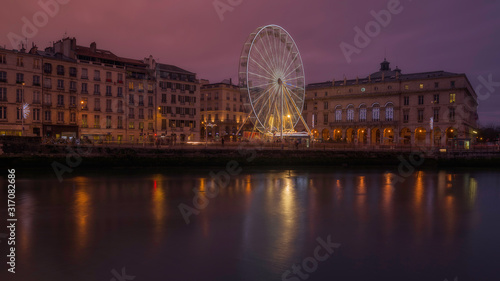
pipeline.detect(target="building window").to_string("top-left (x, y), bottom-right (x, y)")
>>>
top-left (347, 108), bottom-right (354, 122)
top-left (117, 87), bottom-right (123, 97)
top-left (433, 94), bottom-right (439, 104)
top-left (81, 68), bottom-right (88, 79)
top-left (418, 109), bottom-right (424, 122)
top-left (372, 106), bottom-right (380, 121)
top-left (404, 85), bottom-right (409, 90)
top-left (359, 107), bottom-right (367, 121)
top-left (148, 123), bottom-right (153, 130)
top-left (33, 75), bottom-right (41, 86)
top-left (106, 116), bottom-right (112, 129)
top-left (70, 112), bottom-right (76, 123)
top-left (450, 81), bottom-right (455, 88)
top-left (57, 79), bottom-right (64, 89)
top-left (70, 96), bottom-right (76, 106)
top-left (33, 91), bottom-right (40, 104)
top-left (81, 83), bottom-right (88, 93)
top-left (433, 108), bottom-right (439, 122)
top-left (0, 71), bottom-right (6, 82)
top-left (403, 110), bottom-right (409, 123)
top-left (324, 102), bottom-right (328, 110)
top-left (129, 122), bottom-right (135, 129)
top-left (404, 96), bottom-right (409, 106)
top-left (434, 82), bottom-right (439, 88)
top-left (118, 116), bottom-right (123, 129)
top-left (94, 70), bottom-right (100, 81)
top-left (57, 95), bottom-right (64, 106)
top-left (419, 83), bottom-right (424, 89)
top-left (148, 96), bottom-right (153, 107)
top-left (44, 93), bottom-right (52, 106)
top-left (106, 99), bottom-right (112, 112)
top-left (69, 67), bottom-right (77, 77)
top-left (0, 88), bottom-right (6, 101)
top-left (16, 73), bottom-right (24, 84)
top-left (118, 73), bottom-right (123, 83)
top-left (94, 98), bottom-right (100, 111)
top-left (117, 101), bottom-right (123, 112)
top-left (335, 109), bottom-right (342, 122)
top-left (57, 65), bottom-right (64, 75)
top-left (16, 57), bottom-right (24, 67)
top-left (17, 107), bottom-right (22, 120)
top-left (0, 107), bottom-right (6, 119)
top-left (449, 93), bottom-right (456, 103)
top-left (44, 110), bottom-right (52, 121)
top-left (94, 84), bottom-right (100, 95)
top-left (303, 102), bottom-right (307, 110)
top-left (70, 81), bottom-right (77, 91)
top-left (82, 114), bottom-right (88, 127)
top-left (323, 114), bottom-right (328, 125)
top-left (449, 108), bottom-right (455, 122)
top-left (106, 72), bottom-right (112, 82)
top-left (57, 112), bottom-right (64, 122)
top-left (94, 115), bottom-right (100, 128)
top-left (0, 54), bottom-right (6, 64)
top-left (81, 98), bottom-right (88, 110)
top-left (386, 106), bottom-right (394, 121)
top-left (44, 63), bottom-right (52, 74)
top-left (418, 95), bottom-right (424, 105)
top-left (33, 108), bottom-right (40, 121)
top-left (129, 82), bottom-right (134, 91)
top-left (138, 83), bottom-right (144, 92)
top-left (106, 86), bottom-right (112, 96)
top-left (16, 89), bottom-right (23, 103)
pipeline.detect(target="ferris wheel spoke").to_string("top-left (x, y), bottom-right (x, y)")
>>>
top-left (259, 33), bottom-right (278, 73)
top-left (283, 84), bottom-right (304, 102)
top-left (249, 81), bottom-right (276, 89)
top-left (281, 52), bottom-right (300, 80)
top-left (252, 47), bottom-right (278, 78)
top-left (265, 30), bottom-right (280, 74)
top-left (251, 84), bottom-right (276, 107)
top-left (277, 38), bottom-right (290, 75)
top-left (256, 84), bottom-right (280, 128)
top-left (248, 70), bottom-right (275, 81)
top-left (282, 63), bottom-right (303, 81)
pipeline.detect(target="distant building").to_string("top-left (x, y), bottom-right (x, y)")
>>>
top-left (0, 37), bottom-right (201, 142)
top-left (297, 60), bottom-right (479, 146)
top-left (200, 79), bottom-right (249, 141)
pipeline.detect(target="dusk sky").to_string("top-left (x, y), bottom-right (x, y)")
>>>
top-left (1, 0), bottom-right (499, 124)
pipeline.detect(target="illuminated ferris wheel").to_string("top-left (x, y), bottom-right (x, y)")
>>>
top-left (238, 25), bottom-right (310, 137)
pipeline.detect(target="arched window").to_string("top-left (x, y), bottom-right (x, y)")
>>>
top-left (359, 104), bottom-right (367, 122)
top-left (385, 104), bottom-right (394, 121)
top-left (347, 105), bottom-right (354, 122)
top-left (335, 106), bottom-right (342, 122)
top-left (372, 104), bottom-right (380, 121)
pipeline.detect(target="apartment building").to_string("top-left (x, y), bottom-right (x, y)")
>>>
top-left (200, 79), bottom-right (250, 141)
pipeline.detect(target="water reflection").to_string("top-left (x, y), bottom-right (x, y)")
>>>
top-left (73, 177), bottom-right (92, 257)
top-left (2, 168), bottom-right (499, 281)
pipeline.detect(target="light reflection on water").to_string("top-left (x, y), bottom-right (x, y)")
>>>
top-left (1, 168), bottom-right (499, 281)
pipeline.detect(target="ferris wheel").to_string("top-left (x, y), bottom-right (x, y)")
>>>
top-left (238, 25), bottom-right (310, 137)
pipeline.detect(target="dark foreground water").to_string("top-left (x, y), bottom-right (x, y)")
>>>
top-left (1, 167), bottom-right (500, 281)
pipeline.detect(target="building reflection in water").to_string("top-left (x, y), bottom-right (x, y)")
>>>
top-left (72, 177), bottom-right (92, 258)
top-left (151, 176), bottom-right (167, 246)
top-left (18, 188), bottom-right (34, 259)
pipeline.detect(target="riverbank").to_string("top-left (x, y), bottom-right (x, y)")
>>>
top-left (2, 146), bottom-right (500, 170)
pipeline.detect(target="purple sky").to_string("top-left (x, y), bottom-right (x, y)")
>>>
top-left (1, 0), bottom-right (499, 125)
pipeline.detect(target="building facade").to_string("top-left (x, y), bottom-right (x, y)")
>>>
top-left (298, 60), bottom-right (479, 146)
top-left (0, 37), bottom-right (201, 142)
top-left (200, 80), bottom-right (249, 141)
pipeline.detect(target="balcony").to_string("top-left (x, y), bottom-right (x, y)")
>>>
top-left (33, 82), bottom-right (41, 86)
top-left (106, 79), bottom-right (112, 83)
top-left (69, 104), bottom-right (76, 108)
top-left (117, 80), bottom-right (123, 84)
top-left (94, 91), bottom-right (101, 96)
top-left (106, 108), bottom-right (112, 112)
top-left (43, 102), bottom-right (52, 107)
top-left (69, 88), bottom-right (77, 92)
top-left (81, 107), bottom-right (88, 111)
top-left (139, 115), bottom-right (144, 119)
top-left (128, 114), bottom-right (135, 119)
top-left (81, 90), bottom-right (88, 94)
top-left (57, 71), bottom-right (65, 76)
top-left (105, 92), bottom-right (112, 97)
top-left (94, 125), bottom-right (101, 129)
top-left (57, 103), bottom-right (65, 107)
top-left (117, 109), bottom-right (124, 113)
top-left (94, 77), bottom-right (101, 81)
top-left (117, 125), bottom-right (123, 129)
top-left (94, 108), bottom-right (101, 112)
top-left (0, 79), bottom-right (7, 83)
top-left (81, 76), bottom-right (88, 80)
top-left (138, 102), bottom-right (144, 106)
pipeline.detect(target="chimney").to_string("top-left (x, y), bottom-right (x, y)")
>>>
top-left (356, 76), bottom-right (359, 84)
top-left (332, 78), bottom-right (335, 87)
top-left (90, 42), bottom-right (96, 53)
top-left (29, 43), bottom-right (38, 54)
top-left (343, 75), bottom-right (347, 86)
top-left (230, 78), bottom-right (232, 85)
top-left (368, 75), bottom-right (371, 82)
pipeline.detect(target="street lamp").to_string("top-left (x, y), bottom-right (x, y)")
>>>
top-left (21, 82), bottom-right (25, 136)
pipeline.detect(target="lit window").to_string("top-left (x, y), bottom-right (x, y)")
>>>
top-left (450, 93), bottom-right (456, 103)
top-left (419, 83), bottom-right (424, 89)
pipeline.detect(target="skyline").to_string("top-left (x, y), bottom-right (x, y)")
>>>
top-left (1, 0), bottom-right (499, 124)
